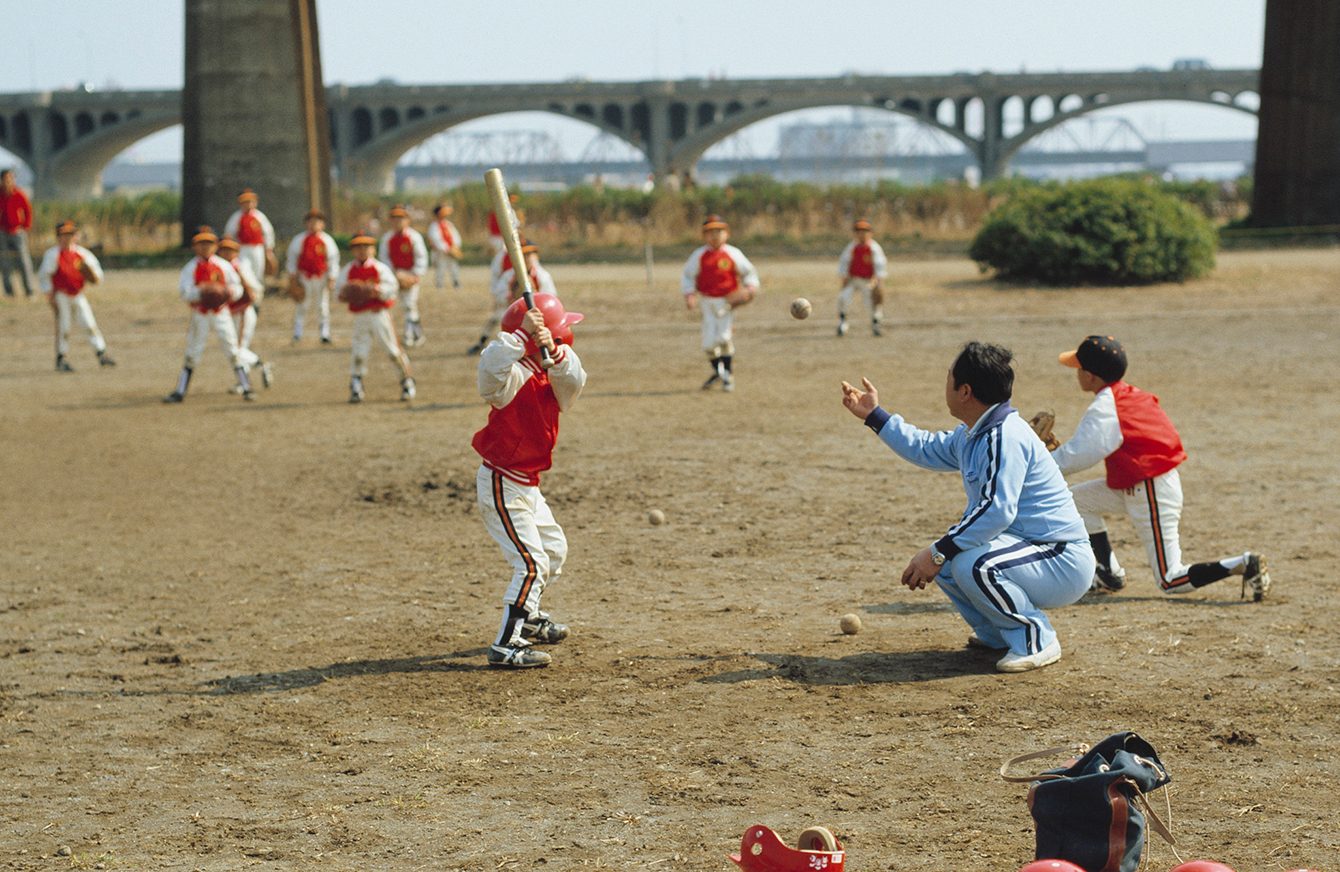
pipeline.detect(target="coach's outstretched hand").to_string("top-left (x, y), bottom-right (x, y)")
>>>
top-left (841, 377), bottom-right (879, 420)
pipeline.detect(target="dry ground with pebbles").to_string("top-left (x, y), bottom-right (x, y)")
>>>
top-left (1, 249), bottom-right (1338, 871)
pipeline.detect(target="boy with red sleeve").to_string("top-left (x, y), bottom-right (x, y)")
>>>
top-left (681, 215), bottom-right (759, 392)
top-left (1, 169), bottom-right (36, 298)
top-left (473, 293), bottom-right (586, 669)
top-left (1050, 335), bottom-right (1271, 600)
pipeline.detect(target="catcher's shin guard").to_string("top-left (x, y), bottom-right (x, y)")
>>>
top-left (730, 824), bottom-right (844, 872)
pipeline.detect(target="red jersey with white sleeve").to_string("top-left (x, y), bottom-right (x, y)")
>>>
top-left (472, 330), bottom-right (586, 486)
top-left (428, 219), bottom-right (462, 254)
top-left (838, 240), bottom-right (888, 280)
top-left (224, 208), bottom-right (275, 249)
top-left (39, 245), bottom-right (103, 296)
top-left (1, 186), bottom-right (33, 233)
top-left (681, 243), bottom-right (759, 298)
top-left (1050, 381), bottom-right (1187, 490)
top-left (335, 258), bottom-right (398, 312)
top-left (178, 255), bottom-right (242, 313)
top-left (378, 228), bottom-right (428, 275)
top-left (503, 264), bottom-right (557, 298)
top-left (285, 230), bottom-right (339, 278)
top-left (225, 255), bottom-right (264, 313)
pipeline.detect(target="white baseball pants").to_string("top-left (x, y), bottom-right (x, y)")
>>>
top-left (699, 296), bottom-right (735, 358)
top-left (839, 277), bottom-right (883, 322)
top-left (349, 309), bottom-right (410, 379)
top-left (292, 274), bottom-right (331, 340)
top-left (476, 465), bottom-right (567, 644)
top-left (183, 309), bottom-right (257, 370)
top-left (53, 292), bottom-right (107, 357)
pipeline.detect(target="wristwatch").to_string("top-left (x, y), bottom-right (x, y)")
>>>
top-left (930, 547), bottom-right (947, 566)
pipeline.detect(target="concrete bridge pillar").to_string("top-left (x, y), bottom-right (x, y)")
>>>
top-left (181, 0), bottom-right (331, 245)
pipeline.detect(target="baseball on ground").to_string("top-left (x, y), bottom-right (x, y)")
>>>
top-left (790, 298), bottom-right (812, 320)
top-left (839, 613), bottom-right (862, 634)
top-left (648, 509), bottom-right (666, 526)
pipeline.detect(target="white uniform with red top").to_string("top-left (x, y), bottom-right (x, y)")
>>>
top-left (38, 244), bottom-right (107, 357)
top-left (336, 257), bottom-right (410, 380)
top-left (225, 255), bottom-right (264, 353)
top-left (501, 263), bottom-right (557, 300)
top-left (224, 207), bottom-right (275, 284)
top-left (837, 238), bottom-right (888, 324)
top-left (681, 243), bottom-right (759, 357)
top-left (378, 228), bottom-right (428, 339)
top-left (285, 229), bottom-right (340, 341)
top-left (176, 255), bottom-right (256, 371)
top-left (427, 218), bottom-right (462, 290)
top-left (1051, 381), bottom-right (1247, 593)
top-left (473, 329), bottom-right (585, 649)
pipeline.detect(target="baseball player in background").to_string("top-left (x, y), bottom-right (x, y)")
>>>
top-left (503, 240), bottom-right (557, 299)
top-left (468, 239), bottom-right (552, 355)
top-left (218, 236), bottom-right (274, 394)
top-left (164, 227), bottom-right (259, 403)
top-left (842, 341), bottom-right (1095, 673)
top-left (1050, 335), bottom-right (1271, 600)
top-left (1, 169), bottom-right (36, 298)
top-left (428, 203), bottom-right (463, 290)
top-left (223, 189), bottom-right (276, 289)
top-left (682, 215), bottom-right (759, 392)
top-left (337, 232), bottom-right (415, 404)
top-left (473, 293), bottom-right (586, 669)
top-left (38, 220), bottom-right (115, 372)
top-left (486, 193), bottom-right (521, 256)
top-left (379, 205), bottom-right (428, 348)
top-left (837, 219), bottom-right (888, 337)
top-left (286, 209), bottom-right (340, 345)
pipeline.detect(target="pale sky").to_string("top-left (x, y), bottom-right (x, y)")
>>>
top-left (1, 0), bottom-right (1266, 167)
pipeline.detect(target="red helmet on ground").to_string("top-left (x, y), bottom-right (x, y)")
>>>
top-left (501, 293), bottom-right (583, 354)
top-left (1019, 862), bottom-right (1086, 872)
top-left (729, 824), bottom-right (843, 872)
top-left (1168, 863), bottom-right (1236, 872)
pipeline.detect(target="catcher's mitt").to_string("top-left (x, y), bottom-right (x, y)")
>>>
top-left (1028, 410), bottom-right (1060, 451)
top-left (77, 258), bottom-right (99, 284)
top-left (338, 279), bottom-right (376, 307)
top-left (394, 269), bottom-right (419, 291)
top-left (264, 250), bottom-right (279, 277)
top-left (724, 286), bottom-right (756, 309)
top-left (287, 273), bottom-right (306, 303)
top-left (197, 281), bottom-right (231, 310)
top-left (870, 282), bottom-right (884, 306)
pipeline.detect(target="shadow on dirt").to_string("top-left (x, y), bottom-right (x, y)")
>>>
top-left (700, 648), bottom-right (990, 686)
top-left (198, 648), bottom-right (492, 694)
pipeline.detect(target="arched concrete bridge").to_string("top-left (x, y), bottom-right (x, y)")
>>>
top-left (1, 68), bottom-right (1259, 198)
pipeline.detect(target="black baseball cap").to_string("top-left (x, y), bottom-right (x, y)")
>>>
top-left (1060, 335), bottom-right (1128, 383)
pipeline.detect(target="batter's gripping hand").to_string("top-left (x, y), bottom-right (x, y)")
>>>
top-left (1028, 410), bottom-right (1060, 451)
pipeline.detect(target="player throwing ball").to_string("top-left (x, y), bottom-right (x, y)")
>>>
top-left (842, 342), bottom-right (1095, 672)
top-left (1050, 335), bottom-right (1270, 599)
top-left (682, 215), bottom-right (759, 392)
top-left (473, 294), bottom-right (586, 669)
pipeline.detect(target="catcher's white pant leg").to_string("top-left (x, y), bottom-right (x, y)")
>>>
top-left (1123, 471), bottom-right (1198, 592)
top-left (700, 296), bottom-right (735, 358)
top-left (938, 535), bottom-right (1094, 657)
top-left (477, 466), bottom-right (568, 638)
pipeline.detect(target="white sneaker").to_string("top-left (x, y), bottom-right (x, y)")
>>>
top-left (1242, 552), bottom-right (1271, 601)
top-left (996, 640), bottom-right (1062, 673)
top-left (400, 377), bottom-right (416, 401)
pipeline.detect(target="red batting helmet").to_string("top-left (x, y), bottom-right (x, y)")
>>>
top-left (1019, 862), bottom-right (1086, 872)
top-left (1168, 864), bottom-right (1237, 872)
top-left (729, 825), bottom-right (844, 872)
top-left (501, 293), bottom-right (583, 354)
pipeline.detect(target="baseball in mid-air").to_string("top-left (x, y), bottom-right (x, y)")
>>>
top-left (839, 613), bottom-right (862, 634)
top-left (648, 509), bottom-right (666, 526)
top-left (790, 298), bottom-right (812, 320)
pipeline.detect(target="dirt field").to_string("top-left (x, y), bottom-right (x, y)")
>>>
top-left (2, 249), bottom-right (1338, 872)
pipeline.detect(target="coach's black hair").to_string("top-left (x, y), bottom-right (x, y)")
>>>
top-left (951, 341), bottom-right (1014, 405)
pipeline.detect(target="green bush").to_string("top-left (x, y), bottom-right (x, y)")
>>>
top-left (968, 178), bottom-right (1217, 285)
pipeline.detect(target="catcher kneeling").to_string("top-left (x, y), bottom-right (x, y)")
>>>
top-left (336, 232), bottom-right (415, 403)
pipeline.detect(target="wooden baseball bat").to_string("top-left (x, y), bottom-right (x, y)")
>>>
top-left (484, 168), bottom-right (551, 368)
